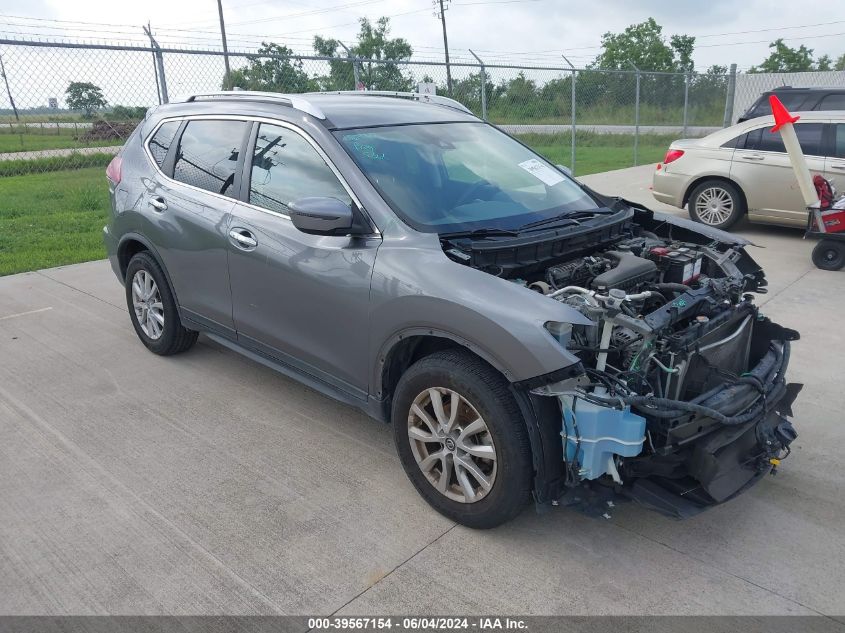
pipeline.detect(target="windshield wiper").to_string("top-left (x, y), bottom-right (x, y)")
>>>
top-left (439, 227), bottom-right (521, 240)
top-left (517, 208), bottom-right (615, 231)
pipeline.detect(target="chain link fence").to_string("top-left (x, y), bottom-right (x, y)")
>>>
top-left (0, 38), bottom-right (737, 179)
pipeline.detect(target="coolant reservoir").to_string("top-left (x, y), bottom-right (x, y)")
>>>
top-left (561, 398), bottom-right (646, 480)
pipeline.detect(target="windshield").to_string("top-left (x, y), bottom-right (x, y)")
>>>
top-left (334, 122), bottom-right (600, 233)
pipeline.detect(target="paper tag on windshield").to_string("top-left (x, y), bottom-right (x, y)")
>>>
top-left (518, 159), bottom-right (565, 186)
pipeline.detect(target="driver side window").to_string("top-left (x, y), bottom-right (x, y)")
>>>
top-left (249, 123), bottom-right (351, 215)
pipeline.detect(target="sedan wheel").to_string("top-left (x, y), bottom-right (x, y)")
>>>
top-left (688, 180), bottom-right (744, 230)
top-left (407, 387), bottom-right (497, 504)
top-left (695, 187), bottom-right (734, 226)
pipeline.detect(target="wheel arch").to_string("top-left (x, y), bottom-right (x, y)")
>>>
top-left (375, 330), bottom-right (567, 505)
top-left (116, 233), bottom-right (182, 309)
top-left (683, 175), bottom-right (748, 214)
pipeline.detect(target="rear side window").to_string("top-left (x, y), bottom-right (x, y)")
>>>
top-left (818, 94), bottom-right (845, 110)
top-left (745, 123), bottom-right (824, 156)
top-left (148, 120), bottom-right (180, 168)
top-left (248, 123), bottom-right (351, 215)
top-left (173, 120), bottom-right (249, 197)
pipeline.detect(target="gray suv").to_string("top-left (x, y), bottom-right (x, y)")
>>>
top-left (104, 91), bottom-right (800, 527)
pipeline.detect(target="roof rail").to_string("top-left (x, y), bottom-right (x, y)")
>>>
top-left (183, 91), bottom-right (325, 120)
top-left (320, 91), bottom-right (474, 115)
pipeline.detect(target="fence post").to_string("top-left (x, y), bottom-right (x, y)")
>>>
top-left (683, 72), bottom-right (690, 136)
top-left (628, 61), bottom-right (641, 167)
top-left (562, 54), bottom-right (576, 176)
top-left (469, 49), bottom-right (487, 121)
top-left (338, 41), bottom-right (360, 90)
top-left (723, 63), bottom-right (737, 128)
top-left (144, 25), bottom-right (169, 104)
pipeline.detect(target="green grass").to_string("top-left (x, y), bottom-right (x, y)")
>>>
top-left (516, 131), bottom-right (678, 175)
top-left (0, 167), bottom-right (110, 276)
top-left (0, 152), bottom-right (115, 177)
top-left (0, 130), bottom-right (120, 153)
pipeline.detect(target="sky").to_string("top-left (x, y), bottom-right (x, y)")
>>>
top-left (1, 0), bottom-right (844, 72)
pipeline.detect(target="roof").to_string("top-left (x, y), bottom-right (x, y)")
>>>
top-left (768, 86), bottom-right (845, 93)
top-left (179, 90), bottom-right (479, 129)
top-left (698, 110), bottom-right (845, 146)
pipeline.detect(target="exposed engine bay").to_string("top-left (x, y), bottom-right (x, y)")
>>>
top-left (442, 203), bottom-right (801, 518)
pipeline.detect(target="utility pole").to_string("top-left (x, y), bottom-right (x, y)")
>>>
top-left (217, 0), bottom-right (232, 89)
top-left (0, 54), bottom-right (19, 121)
top-left (434, 0), bottom-right (453, 96)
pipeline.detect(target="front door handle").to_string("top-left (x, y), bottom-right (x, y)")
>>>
top-left (148, 197), bottom-right (168, 212)
top-left (229, 228), bottom-right (258, 250)
top-left (739, 154), bottom-right (764, 161)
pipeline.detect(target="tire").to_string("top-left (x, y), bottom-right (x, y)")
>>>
top-left (812, 239), bottom-right (845, 271)
top-left (688, 180), bottom-right (744, 230)
top-left (391, 349), bottom-right (532, 529)
top-left (125, 251), bottom-right (198, 355)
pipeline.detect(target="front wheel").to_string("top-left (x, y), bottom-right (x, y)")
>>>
top-left (391, 350), bottom-right (532, 529)
top-left (688, 180), bottom-right (744, 229)
top-left (812, 239), bottom-right (845, 271)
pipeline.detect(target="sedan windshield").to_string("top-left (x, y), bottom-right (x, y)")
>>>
top-left (334, 122), bottom-right (600, 233)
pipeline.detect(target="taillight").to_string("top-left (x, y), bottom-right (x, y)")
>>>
top-left (106, 156), bottom-right (122, 184)
top-left (663, 149), bottom-right (684, 165)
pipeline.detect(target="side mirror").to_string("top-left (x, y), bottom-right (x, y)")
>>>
top-left (289, 197), bottom-right (356, 236)
top-left (556, 164), bottom-right (573, 177)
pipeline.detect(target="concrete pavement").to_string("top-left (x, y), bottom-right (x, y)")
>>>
top-left (1, 166), bottom-right (844, 617)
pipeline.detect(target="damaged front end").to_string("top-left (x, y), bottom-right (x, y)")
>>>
top-left (445, 201), bottom-right (802, 518)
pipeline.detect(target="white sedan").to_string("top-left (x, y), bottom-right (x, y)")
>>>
top-left (652, 110), bottom-right (845, 229)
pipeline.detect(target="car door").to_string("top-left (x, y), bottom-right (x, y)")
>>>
top-left (227, 120), bottom-right (380, 400)
top-left (731, 121), bottom-right (827, 226)
top-left (143, 117), bottom-right (251, 335)
top-left (825, 123), bottom-right (845, 191)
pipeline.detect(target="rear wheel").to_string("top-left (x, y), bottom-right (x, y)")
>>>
top-left (391, 350), bottom-right (532, 529)
top-left (125, 252), bottom-right (198, 355)
top-left (812, 239), bottom-right (845, 271)
top-left (688, 180), bottom-right (744, 230)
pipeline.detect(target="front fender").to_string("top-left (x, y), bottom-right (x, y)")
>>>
top-left (368, 238), bottom-right (592, 395)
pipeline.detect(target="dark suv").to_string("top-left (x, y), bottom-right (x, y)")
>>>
top-left (738, 86), bottom-right (845, 122)
top-left (104, 91), bottom-right (800, 527)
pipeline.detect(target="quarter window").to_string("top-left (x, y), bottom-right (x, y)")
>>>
top-left (721, 133), bottom-right (747, 149)
top-left (173, 120), bottom-right (248, 197)
top-left (148, 120), bottom-right (180, 168)
top-left (248, 123), bottom-right (351, 215)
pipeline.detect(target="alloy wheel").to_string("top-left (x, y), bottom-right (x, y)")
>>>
top-left (407, 387), bottom-right (498, 504)
top-left (131, 270), bottom-right (165, 340)
top-left (695, 187), bottom-right (734, 225)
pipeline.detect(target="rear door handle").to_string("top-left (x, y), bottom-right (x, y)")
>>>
top-left (148, 197), bottom-right (168, 212)
top-left (830, 164), bottom-right (845, 170)
top-left (229, 228), bottom-right (258, 250)
top-left (740, 154), bottom-right (764, 161)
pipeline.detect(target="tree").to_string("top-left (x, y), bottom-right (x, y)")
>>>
top-left (749, 39), bottom-right (816, 72)
top-left (592, 18), bottom-right (694, 73)
top-left (836, 54), bottom-right (845, 71)
top-left (65, 82), bottom-right (106, 117)
top-left (225, 43), bottom-right (314, 92)
top-left (312, 17), bottom-right (413, 91)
